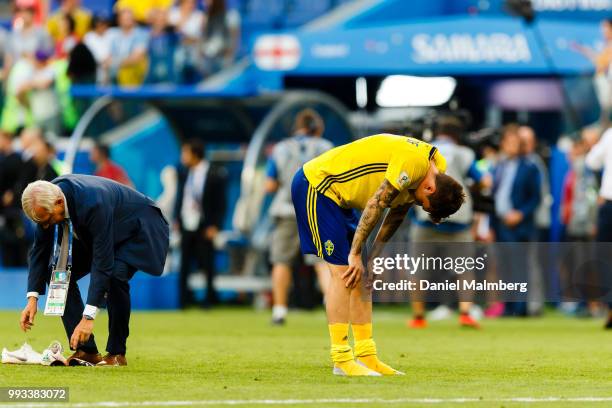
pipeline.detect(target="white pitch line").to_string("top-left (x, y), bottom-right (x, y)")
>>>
top-left (3, 397), bottom-right (612, 407)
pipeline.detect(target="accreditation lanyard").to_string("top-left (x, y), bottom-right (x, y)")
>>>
top-left (50, 221), bottom-right (73, 273)
top-left (44, 221), bottom-right (73, 317)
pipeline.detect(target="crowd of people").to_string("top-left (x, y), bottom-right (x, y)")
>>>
top-left (0, 0), bottom-right (240, 136)
top-left (396, 119), bottom-right (612, 326)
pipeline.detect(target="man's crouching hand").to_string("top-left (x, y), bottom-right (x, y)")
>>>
top-left (20, 298), bottom-right (37, 332)
top-left (343, 253), bottom-right (364, 289)
top-left (70, 318), bottom-right (94, 350)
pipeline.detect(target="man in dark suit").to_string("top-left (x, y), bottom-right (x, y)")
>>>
top-left (19, 175), bottom-right (170, 366)
top-left (492, 124), bottom-right (541, 316)
top-left (174, 139), bottom-right (226, 308)
top-left (493, 124), bottom-right (541, 242)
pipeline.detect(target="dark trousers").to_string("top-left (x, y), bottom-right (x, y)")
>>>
top-left (494, 221), bottom-right (533, 316)
top-left (179, 229), bottom-right (216, 308)
top-left (597, 201), bottom-right (612, 242)
top-left (58, 239), bottom-right (136, 355)
top-left (596, 201), bottom-right (612, 307)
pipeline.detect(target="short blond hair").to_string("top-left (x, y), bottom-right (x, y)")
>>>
top-left (21, 181), bottom-right (63, 222)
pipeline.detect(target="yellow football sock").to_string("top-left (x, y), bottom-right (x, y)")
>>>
top-left (353, 323), bottom-right (403, 376)
top-left (329, 323), bottom-right (352, 363)
top-left (329, 323), bottom-right (377, 376)
top-left (352, 322), bottom-right (373, 342)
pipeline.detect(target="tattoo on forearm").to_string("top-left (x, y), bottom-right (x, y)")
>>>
top-left (376, 204), bottom-right (410, 243)
top-left (350, 180), bottom-right (399, 255)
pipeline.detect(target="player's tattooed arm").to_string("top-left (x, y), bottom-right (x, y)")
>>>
top-left (344, 180), bottom-right (400, 288)
top-left (365, 203), bottom-right (411, 266)
top-left (349, 179), bottom-right (400, 255)
top-left (375, 203), bottom-right (411, 244)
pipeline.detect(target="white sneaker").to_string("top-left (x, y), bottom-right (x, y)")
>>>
top-left (1, 343), bottom-right (42, 365)
top-left (332, 365), bottom-right (381, 376)
top-left (428, 305), bottom-right (453, 321)
top-left (2, 347), bottom-right (25, 364)
top-left (41, 341), bottom-right (67, 366)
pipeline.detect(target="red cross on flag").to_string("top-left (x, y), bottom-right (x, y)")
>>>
top-left (254, 35), bottom-right (301, 71)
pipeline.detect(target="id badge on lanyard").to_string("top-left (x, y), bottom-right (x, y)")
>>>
top-left (44, 221), bottom-right (73, 316)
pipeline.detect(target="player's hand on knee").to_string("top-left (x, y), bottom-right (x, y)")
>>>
top-left (343, 253), bottom-right (364, 288)
top-left (20, 298), bottom-right (37, 332)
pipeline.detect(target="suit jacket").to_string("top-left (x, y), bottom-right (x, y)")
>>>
top-left (27, 175), bottom-right (170, 306)
top-left (492, 157), bottom-right (541, 240)
top-left (174, 162), bottom-right (227, 233)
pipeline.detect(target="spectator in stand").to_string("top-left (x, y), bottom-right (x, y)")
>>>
top-left (4, 3), bottom-right (52, 79)
top-left (47, 0), bottom-right (91, 42)
top-left (54, 12), bottom-right (78, 59)
top-left (169, 0), bottom-right (204, 84)
top-left (1, 59), bottom-right (34, 134)
top-left (146, 8), bottom-right (178, 84)
top-left (491, 124), bottom-right (541, 317)
top-left (105, 5), bottom-right (149, 87)
top-left (12, 0), bottom-right (47, 27)
top-left (89, 142), bottom-right (133, 187)
top-left (0, 131), bottom-right (28, 267)
top-left (15, 49), bottom-right (61, 135)
top-left (202, 0), bottom-right (240, 76)
top-left (585, 126), bottom-right (612, 328)
top-left (83, 14), bottom-right (112, 84)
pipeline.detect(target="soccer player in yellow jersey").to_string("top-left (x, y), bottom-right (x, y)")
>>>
top-left (291, 134), bottom-right (465, 376)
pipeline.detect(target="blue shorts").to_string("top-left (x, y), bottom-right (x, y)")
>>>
top-left (291, 168), bottom-right (360, 265)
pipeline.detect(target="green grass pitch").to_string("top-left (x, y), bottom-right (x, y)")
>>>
top-left (1, 307), bottom-right (612, 407)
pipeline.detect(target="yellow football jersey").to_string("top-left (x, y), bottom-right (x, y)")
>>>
top-left (303, 134), bottom-right (446, 210)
